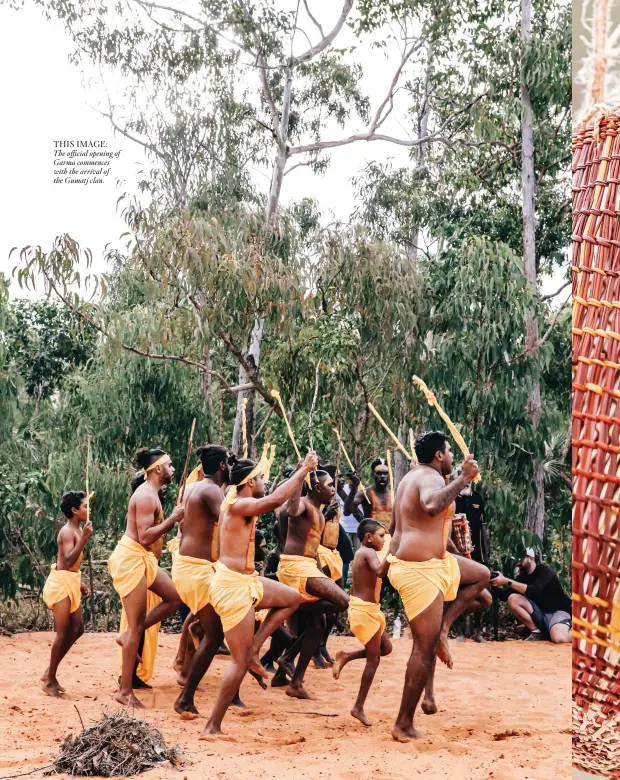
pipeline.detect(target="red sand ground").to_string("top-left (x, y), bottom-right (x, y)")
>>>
top-left (0, 632), bottom-right (570, 779)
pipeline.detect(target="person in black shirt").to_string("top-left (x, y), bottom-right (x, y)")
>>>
top-left (455, 482), bottom-right (490, 642)
top-left (491, 548), bottom-right (571, 643)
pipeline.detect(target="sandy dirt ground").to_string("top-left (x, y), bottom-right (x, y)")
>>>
top-left (0, 632), bottom-right (570, 779)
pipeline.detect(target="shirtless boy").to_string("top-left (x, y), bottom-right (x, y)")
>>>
top-left (332, 519), bottom-right (392, 726)
top-left (41, 491), bottom-right (92, 696)
top-left (108, 448), bottom-right (184, 707)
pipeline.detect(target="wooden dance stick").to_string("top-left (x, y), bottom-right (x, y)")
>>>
top-left (241, 397), bottom-right (248, 458)
top-left (177, 417), bottom-right (197, 505)
top-left (412, 376), bottom-right (480, 483)
top-left (332, 427), bottom-right (368, 501)
top-left (409, 428), bottom-right (417, 464)
top-left (386, 449), bottom-right (394, 506)
top-left (85, 435), bottom-right (96, 627)
top-left (270, 390), bottom-right (311, 486)
top-left (367, 403), bottom-right (412, 460)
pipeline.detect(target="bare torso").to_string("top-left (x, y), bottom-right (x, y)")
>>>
top-left (126, 483), bottom-right (163, 554)
top-left (282, 497), bottom-right (325, 558)
top-left (217, 507), bottom-right (257, 574)
top-left (393, 468), bottom-right (454, 561)
top-left (350, 547), bottom-right (382, 603)
top-left (56, 525), bottom-right (82, 572)
top-left (178, 479), bottom-right (223, 561)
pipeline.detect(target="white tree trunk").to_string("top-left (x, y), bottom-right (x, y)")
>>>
top-left (521, 0), bottom-right (544, 541)
top-left (231, 72), bottom-right (293, 453)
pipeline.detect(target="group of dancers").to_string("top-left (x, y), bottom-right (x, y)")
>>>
top-left (40, 429), bottom-right (492, 742)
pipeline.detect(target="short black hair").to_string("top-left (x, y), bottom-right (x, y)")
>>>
top-left (60, 490), bottom-right (87, 519)
top-left (135, 447), bottom-right (166, 470)
top-left (371, 458), bottom-right (387, 473)
top-left (196, 444), bottom-right (228, 475)
top-left (357, 518), bottom-right (383, 542)
top-left (230, 458), bottom-right (258, 485)
top-left (415, 431), bottom-right (449, 465)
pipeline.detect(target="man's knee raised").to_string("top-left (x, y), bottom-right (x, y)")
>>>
top-left (506, 593), bottom-right (521, 610)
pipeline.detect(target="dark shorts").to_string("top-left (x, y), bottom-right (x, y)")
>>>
top-left (528, 598), bottom-right (571, 636)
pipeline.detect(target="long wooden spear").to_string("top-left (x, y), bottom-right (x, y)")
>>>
top-left (412, 376), bottom-right (480, 483)
top-left (85, 435), bottom-right (96, 629)
top-left (367, 403), bottom-right (412, 460)
top-left (177, 418), bottom-right (197, 505)
top-left (271, 389), bottom-right (311, 486)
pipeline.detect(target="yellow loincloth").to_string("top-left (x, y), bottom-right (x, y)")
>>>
top-left (42, 565), bottom-right (82, 614)
top-left (348, 595), bottom-right (386, 646)
top-left (108, 535), bottom-right (159, 599)
top-left (118, 589), bottom-right (162, 682)
top-left (317, 545), bottom-right (343, 582)
top-left (166, 537), bottom-right (180, 563)
top-left (209, 561), bottom-right (264, 634)
top-left (277, 554), bottom-right (327, 602)
top-left (171, 553), bottom-right (215, 616)
top-left (379, 533), bottom-right (392, 562)
top-left (387, 552), bottom-right (460, 622)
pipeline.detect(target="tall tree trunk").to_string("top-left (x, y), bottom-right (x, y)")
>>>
top-left (202, 341), bottom-right (214, 442)
top-left (408, 46), bottom-right (432, 263)
top-left (231, 69), bottom-right (293, 453)
top-left (521, 0), bottom-right (545, 542)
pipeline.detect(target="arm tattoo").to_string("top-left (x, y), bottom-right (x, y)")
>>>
top-left (427, 479), bottom-right (465, 516)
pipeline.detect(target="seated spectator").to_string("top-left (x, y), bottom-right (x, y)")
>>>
top-left (491, 547), bottom-right (571, 643)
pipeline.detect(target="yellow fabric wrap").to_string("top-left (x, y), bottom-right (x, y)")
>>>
top-left (171, 553), bottom-right (216, 616)
top-left (277, 554), bottom-right (327, 602)
top-left (387, 552), bottom-right (460, 622)
top-left (166, 537), bottom-right (180, 562)
top-left (317, 545), bottom-right (343, 582)
top-left (348, 595), bottom-right (386, 646)
top-left (118, 589), bottom-right (162, 682)
top-left (108, 535), bottom-right (158, 599)
top-left (209, 560), bottom-right (264, 634)
top-left (43, 565), bottom-right (82, 614)
top-left (255, 609), bottom-right (269, 623)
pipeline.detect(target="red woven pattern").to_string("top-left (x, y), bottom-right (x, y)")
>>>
top-left (573, 111), bottom-right (620, 776)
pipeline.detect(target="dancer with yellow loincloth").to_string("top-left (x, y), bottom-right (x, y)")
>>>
top-left (117, 488), bottom-right (168, 691)
top-left (173, 444), bottom-right (236, 718)
top-left (277, 469), bottom-right (349, 699)
top-left (201, 453), bottom-right (316, 736)
top-left (41, 491), bottom-right (92, 697)
top-left (314, 496), bottom-right (345, 667)
top-left (332, 519), bottom-right (393, 726)
top-left (108, 448), bottom-right (184, 708)
top-left (388, 432), bottom-right (489, 741)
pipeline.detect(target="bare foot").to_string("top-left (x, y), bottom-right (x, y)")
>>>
top-left (249, 669), bottom-right (268, 690)
top-left (286, 683), bottom-right (313, 700)
top-left (276, 654), bottom-right (295, 679)
top-left (436, 634), bottom-right (453, 669)
top-left (40, 672), bottom-right (65, 693)
top-left (391, 723), bottom-right (423, 742)
top-left (231, 693), bottom-right (247, 709)
top-left (312, 652), bottom-right (326, 669)
top-left (172, 657), bottom-right (184, 675)
top-left (174, 700), bottom-right (199, 719)
top-left (421, 697), bottom-right (438, 715)
top-left (271, 668), bottom-right (290, 688)
top-left (132, 675), bottom-right (152, 690)
top-left (332, 651), bottom-right (347, 681)
top-left (321, 647), bottom-right (335, 666)
top-left (114, 691), bottom-right (145, 708)
top-left (200, 722), bottom-right (223, 737)
top-left (249, 653), bottom-right (268, 680)
top-left (351, 707), bottom-right (372, 727)
top-left (42, 680), bottom-right (63, 698)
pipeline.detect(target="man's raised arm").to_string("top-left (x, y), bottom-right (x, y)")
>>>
top-left (419, 455), bottom-right (480, 517)
top-left (234, 452), bottom-right (318, 518)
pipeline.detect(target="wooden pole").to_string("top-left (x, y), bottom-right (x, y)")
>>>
top-left (85, 435), bottom-right (96, 629)
top-left (177, 418), bottom-right (197, 505)
top-left (367, 403), bottom-right (412, 460)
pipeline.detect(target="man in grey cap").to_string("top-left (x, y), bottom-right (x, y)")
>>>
top-left (490, 547), bottom-right (571, 643)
